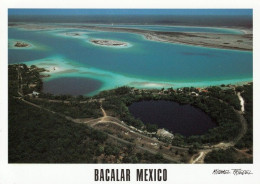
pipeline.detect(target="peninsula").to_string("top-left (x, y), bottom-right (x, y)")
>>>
top-left (9, 23), bottom-right (252, 51)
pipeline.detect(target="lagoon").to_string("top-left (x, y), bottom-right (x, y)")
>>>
top-left (8, 25), bottom-right (253, 96)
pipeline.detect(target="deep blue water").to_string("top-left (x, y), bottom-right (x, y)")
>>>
top-left (42, 77), bottom-right (102, 96)
top-left (128, 100), bottom-right (216, 136)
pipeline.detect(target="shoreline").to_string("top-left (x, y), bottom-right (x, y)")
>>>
top-left (23, 58), bottom-right (252, 96)
top-left (8, 23), bottom-right (253, 96)
top-left (9, 23), bottom-right (252, 51)
top-left (9, 22), bottom-right (250, 34)
top-left (76, 26), bottom-right (253, 51)
top-left (10, 59), bottom-right (252, 98)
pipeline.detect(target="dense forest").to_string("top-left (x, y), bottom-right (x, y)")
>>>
top-left (9, 97), bottom-right (107, 163)
top-left (8, 64), bottom-right (170, 163)
top-left (204, 148), bottom-right (252, 163)
top-left (25, 97), bottom-right (102, 119)
top-left (8, 64), bottom-right (43, 96)
top-left (205, 83), bottom-right (253, 163)
top-left (98, 85), bottom-right (243, 147)
top-left (235, 84), bottom-right (253, 149)
top-left (9, 97), bottom-right (170, 163)
top-left (8, 64), bottom-right (253, 163)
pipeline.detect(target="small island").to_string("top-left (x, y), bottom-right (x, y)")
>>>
top-left (8, 39), bottom-right (36, 50)
top-left (14, 41), bottom-right (30, 48)
top-left (91, 39), bottom-right (128, 47)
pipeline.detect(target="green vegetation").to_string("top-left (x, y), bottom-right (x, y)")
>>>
top-left (205, 149), bottom-right (237, 163)
top-left (9, 97), bottom-right (108, 163)
top-left (99, 86), bottom-right (242, 146)
top-left (8, 64), bottom-right (252, 163)
top-left (205, 83), bottom-right (253, 164)
top-left (9, 97), bottom-right (169, 163)
top-left (8, 64), bottom-right (171, 163)
top-left (205, 148), bottom-right (252, 163)
top-left (235, 83), bottom-right (253, 149)
top-left (38, 92), bottom-right (89, 101)
top-left (8, 65), bottom-right (19, 96)
top-left (26, 97), bottom-right (102, 118)
top-left (207, 86), bottom-right (241, 110)
top-left (122, 152), bottom-right (169, 163)
top-left (8, 64), bottom-right (43, 96)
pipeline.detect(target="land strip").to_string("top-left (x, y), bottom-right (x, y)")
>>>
top-left (10, 23), bottom-right (252, 51)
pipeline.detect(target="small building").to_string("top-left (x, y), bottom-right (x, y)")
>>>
top-left (29, 83), bottom-right (37, 88)
top-left (177, 88), bottom-right (183, 92)
top-left (156, 129), bottom-right (174, 139)
top-left (32, 91), bottom-right (40, 96)
top-left (191, 92), bottom-right (199, 96)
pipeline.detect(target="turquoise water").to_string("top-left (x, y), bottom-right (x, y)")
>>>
top-left (8, 26), bottom-right (252, 96)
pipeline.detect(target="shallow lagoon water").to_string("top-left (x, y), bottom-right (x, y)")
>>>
top-left (8, 25), bottom-right (252, 96)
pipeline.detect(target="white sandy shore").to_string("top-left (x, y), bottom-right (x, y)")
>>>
top-left (129, 82), bottom-right (173, 88)
top-left (33, 63), bottom-right (67, 74)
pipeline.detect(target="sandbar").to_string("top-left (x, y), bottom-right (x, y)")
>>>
top-left (9, 23), bottom-right (252, 51)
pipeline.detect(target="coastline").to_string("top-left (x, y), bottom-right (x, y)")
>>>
top-left (9, 23), bottom-right (253, 51)
top-left (143, 32), bottom-right (252, 52)
top-left (8, 23), bottom-right (253, 96)
top-left (22, 57), bottom-right (252, 96)
top-left (73, 25), bottom-right (253, 51)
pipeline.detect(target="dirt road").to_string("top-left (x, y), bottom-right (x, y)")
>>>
top-left (16, 91), bottom-right (248, 164)
top-left (237, 92), bottom-right (245, 113)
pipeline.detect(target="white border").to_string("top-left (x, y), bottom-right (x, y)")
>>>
top-left (1, 0), bottom-right (260, 184)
